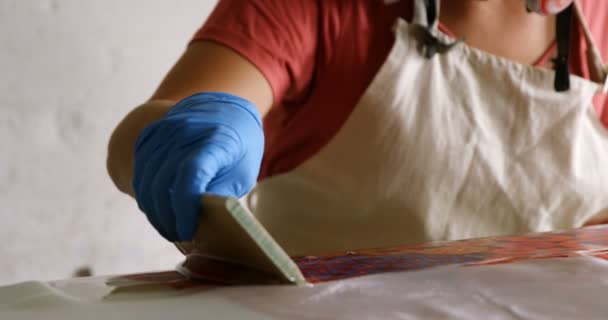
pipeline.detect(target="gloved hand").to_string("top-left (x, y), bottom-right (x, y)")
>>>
top-left (132, 92), bottom-right (264, 241)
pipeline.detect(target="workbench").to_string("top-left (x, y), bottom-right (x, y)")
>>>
top-left (2, 226), bottom-right (608, 319)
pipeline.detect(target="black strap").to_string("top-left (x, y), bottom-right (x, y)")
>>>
top-left (554, 4), bottom-right (573, 92)
top-left (421, 30), bottom-right (462, 58)
top-left (425, 0), bottom-right (438, 29)
top-left (420, 0), bottom-right (461, 58)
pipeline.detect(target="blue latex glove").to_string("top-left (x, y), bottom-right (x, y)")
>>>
top-left (132, 92), bottom-right (264, 241)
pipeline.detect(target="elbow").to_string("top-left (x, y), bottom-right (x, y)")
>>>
top-left (106, 128), bottom-right (134, 197)
top-left (106, 100), bottom-right (175, 197)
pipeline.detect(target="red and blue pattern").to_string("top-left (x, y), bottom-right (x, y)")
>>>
top-left (111, 226), bottom-right (608, 288)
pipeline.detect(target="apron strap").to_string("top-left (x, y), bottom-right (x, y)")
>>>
top-left (554, 1), bottom-right (608, 92)
top-left (413, 0), bottom-right (460, 58)
top-left (553, 4), bottom-right (573, 92)
top-left (412, 0), bottom-right (439, 29)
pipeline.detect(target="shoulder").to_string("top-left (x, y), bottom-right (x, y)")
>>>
top-left (315, 0), bottom-right (412, 62)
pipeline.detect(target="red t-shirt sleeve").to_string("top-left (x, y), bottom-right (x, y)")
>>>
top-left (191, 0), bottom-right (319, 105)
top-left (579, 0), bottom-right (608, 126)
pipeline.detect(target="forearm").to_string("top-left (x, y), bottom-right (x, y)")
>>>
top-left (106, 99), bottom-right (175, 197)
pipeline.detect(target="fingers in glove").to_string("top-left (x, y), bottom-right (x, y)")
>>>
top-left (134, 136), bottom-right (175, 240)
top-left (170, 148), bottom-right (218, 241)
top-left (149, 149), bottom-right (192, 241)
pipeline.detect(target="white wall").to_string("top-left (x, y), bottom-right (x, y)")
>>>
top-left (0, 0), bottom-right (217, 285)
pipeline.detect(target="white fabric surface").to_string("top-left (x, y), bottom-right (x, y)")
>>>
top-left (1, 256), bottom-right (607, 319)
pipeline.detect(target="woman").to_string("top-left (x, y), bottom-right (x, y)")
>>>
top-left (107, 0), bottom-right (608, 255)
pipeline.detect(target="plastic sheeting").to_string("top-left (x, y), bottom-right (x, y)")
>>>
top-left (1, 255), bottom-right (608, 320)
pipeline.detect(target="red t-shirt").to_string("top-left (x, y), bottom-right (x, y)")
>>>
top-left (193, 0), bottom-right (608, 180)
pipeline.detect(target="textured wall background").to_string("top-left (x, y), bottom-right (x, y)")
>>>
top-left (0, 0), bottom-right (217, 285)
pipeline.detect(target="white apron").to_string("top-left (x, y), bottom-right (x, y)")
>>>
top-left (246, 0), bottom-right (608, 256)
